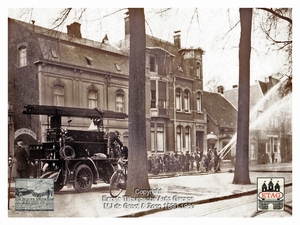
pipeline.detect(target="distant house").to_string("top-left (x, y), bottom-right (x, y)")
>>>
top-left (224, 76), bottom-right (292, 164)
top-left (202, 91), bottom-right (237, 160)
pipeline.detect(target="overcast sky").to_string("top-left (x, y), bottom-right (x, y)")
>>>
top-left (7, 5), bottom-right (293, 91)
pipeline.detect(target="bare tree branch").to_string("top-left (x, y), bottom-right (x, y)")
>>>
top-left (258, 8), bottom-right (292, 24)
top-left (51, 8), bottom-right (72, 29)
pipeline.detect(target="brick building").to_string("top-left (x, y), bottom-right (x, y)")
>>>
top-left (8, 16), bottom-right (238, 157)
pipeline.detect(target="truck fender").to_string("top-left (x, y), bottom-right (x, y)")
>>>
top-left (70, 158), bottom-right (99, 183)
top-left (84, 157), bottom-right (99, 181)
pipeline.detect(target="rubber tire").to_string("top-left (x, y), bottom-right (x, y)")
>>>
top-left (109, 170), bottom-right (125, 198)
top-left (73, 164), bottom-right (93, 193)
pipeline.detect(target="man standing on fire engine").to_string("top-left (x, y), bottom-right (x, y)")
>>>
top-left (14, 139), bottom-right (34, 178)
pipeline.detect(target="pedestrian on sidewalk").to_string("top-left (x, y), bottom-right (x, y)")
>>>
top-left (213, 147), bottom-right (221, 172)
top-left (14, 139), bottom-right (34, 178)
top-left (11, 156), bottom-right (19, 181)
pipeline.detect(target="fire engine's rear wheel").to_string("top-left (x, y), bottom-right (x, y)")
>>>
top-left (73, 164), bottom-right (93, 193)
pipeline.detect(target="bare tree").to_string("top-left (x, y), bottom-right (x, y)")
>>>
top-left (232, 8), bottom-right (252, 185)
top-left (256, 8), bottom-right (292, 96)
top-left (126, 8), bottom-right (152, 197)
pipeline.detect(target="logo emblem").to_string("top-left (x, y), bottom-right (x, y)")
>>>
top-left (257, 177), bottom-right (284, 211)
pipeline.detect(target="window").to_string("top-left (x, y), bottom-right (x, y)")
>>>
top-left (116, 90), bottom-right (125, 113)
top-left (158, 81), bottom-right (166, 109)
top-left (196, 91), bottom-right (202, 112)
top-left (175, 88), bottom-right (182, 111)
top-left (184, 89), bottom-right (190, 112)
top-left (196, 61), bottom-right (201, 78)
top-left (150, 56), bottom-right (156, 72)
top-left (88, 90), bottom-right (98, 109)
top-left (189, 66), bottom-right (194, 76)
top-left (184, 126), bottom-right (191, 151)
top-left (18, 46), bottom-right (27, 67)
top-left (151, 127), bottom-right (155, 152)
top-left (150, 80), bottom-right (156, 108)
top-left (151, 123), bottom-right (165, 152)
top-left (156, 124), bottom-right (164, 152)
top-left (177, 126), bottom-right (183, 152)
top-left (250, 143), bottom-right (256, 160)
top-left (53, 85), bottom-right (65, 106)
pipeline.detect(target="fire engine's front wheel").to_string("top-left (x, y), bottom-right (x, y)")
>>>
top-left (73, 164), bottom-right (93, 193)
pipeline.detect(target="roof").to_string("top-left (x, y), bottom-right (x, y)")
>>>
top-left (202, 91), bottom-right (237, 129)
top-left (224, 84), bottom-right (263, 110)
top-left (257, 76), bottom-right (280, 95)
top-left (8, 17), bottom-right (129, 75)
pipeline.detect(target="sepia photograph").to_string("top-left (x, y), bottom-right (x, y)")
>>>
top-left (6, 2), bottom-right (295, 222)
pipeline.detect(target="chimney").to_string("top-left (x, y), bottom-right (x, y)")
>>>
top-left (217, 85), bottom-right (224, 94)
top-left (102, 34), bottom-right (109, 44)
top-left (174, 30), bottom-right (181, 48)
top-left (124, 11), bottom-right (130, 36)
top-left (67, 22), bottom-right (82, 38)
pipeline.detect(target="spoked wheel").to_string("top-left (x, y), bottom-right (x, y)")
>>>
top-left (109, 170), bottom-right (126, 198)
top-left (73, 164), bottom-right (93, 193)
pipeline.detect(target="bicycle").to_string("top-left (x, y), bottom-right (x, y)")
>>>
top-left (109, 157), bottom-right (128, 198)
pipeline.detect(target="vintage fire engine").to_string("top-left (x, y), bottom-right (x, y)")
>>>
top-left (22, 104), bottom-right (127, 193)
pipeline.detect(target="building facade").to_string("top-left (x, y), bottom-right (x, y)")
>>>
top-left (8, 18), bottom-right (130, 154)
top-left (8, 16), bottom-right (239, 158)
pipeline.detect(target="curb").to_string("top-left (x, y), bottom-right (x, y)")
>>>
top-left (119, 182), bottom-right (292, 218)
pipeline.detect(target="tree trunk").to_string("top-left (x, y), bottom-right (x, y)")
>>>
top-left (125, 8), bottom-right (152, 197)
top-left (232, 8), bottom-right (252, 184)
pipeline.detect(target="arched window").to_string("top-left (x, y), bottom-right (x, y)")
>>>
top-left (53, 84), bottom-right (65, 106)
top-left (87, 84), bottom-right (99, 109)
top-left (177, 125), bottom-right (183, 152)
top-left (88, 90), bottom-right (98, 109)
top-left (184, 126), bottom-right (191, 151)
top-left (18, 46), bottom-right (27, 67)
top-left (175, 88), bottom-right (182, 111)
top-left (196, 91), bottom-right (202, 113)
top-left (116, 89), bottom-right (125, 113)
top-left (184, 89), bottom-right (190, 112)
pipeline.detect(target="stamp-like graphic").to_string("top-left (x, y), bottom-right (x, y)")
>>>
top-left (257, 177), bottom-right (284, 211)
top-left (15, 178), bottom-right (54, 211)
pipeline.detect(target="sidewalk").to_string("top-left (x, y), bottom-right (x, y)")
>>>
top-left (8, 162), bottom-right (292, 218)
top-left (121, 162), bottom-right (292, 217)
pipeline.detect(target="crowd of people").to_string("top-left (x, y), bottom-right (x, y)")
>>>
top-left (9, 133), bottom-right (221, 180)
top-left (147, 147), bottom-right (221, 175)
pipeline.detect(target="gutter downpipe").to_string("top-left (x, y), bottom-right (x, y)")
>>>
top-left (173, 76), bottom-right (177, 152)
